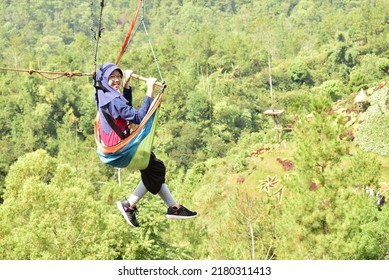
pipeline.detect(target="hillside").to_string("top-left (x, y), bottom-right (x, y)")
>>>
top-left (186, 80), bottom-right (389, 259)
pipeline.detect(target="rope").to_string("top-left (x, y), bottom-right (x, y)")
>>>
top-left (116, 0), bottom-right (143, 65)
top-left (141, 14), bottom-right (164, 83)
top-left (0, 67), bottom-right (93, 80)
top-left (0, 0), bottom-right (165, 87)
top-left (0, 0), bottom-right (105, 81)
top-left (91, 0), bottom-right (105, 78)
top-left (115, 0), bottom-right (165, 91)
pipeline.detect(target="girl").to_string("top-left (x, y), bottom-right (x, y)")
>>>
top-left (95, 63), bottom-right (197, 227)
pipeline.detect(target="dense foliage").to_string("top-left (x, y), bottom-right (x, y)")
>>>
top-left (0, 0), bottom-right (388, 260)
top-left (355, 85), bottom-right (389, 155)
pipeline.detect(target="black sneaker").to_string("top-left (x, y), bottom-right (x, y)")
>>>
top-left (117, 199), bottom-right (139, 227)
top-left (166, 205), bottom-right (197, 219)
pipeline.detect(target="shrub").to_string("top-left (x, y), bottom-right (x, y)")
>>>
top-left (355, 86), bottom-right (389, 156)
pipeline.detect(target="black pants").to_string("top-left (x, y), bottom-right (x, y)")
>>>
top-left (140, 152), bottom-right (166, 195)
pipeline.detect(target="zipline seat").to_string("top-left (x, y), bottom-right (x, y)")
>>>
top-left (94, 92), bottom-right (163, 169)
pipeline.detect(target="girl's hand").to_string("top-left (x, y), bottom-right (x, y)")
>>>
top-left (146, 77), bottom-right (157, 98)
top-left (123, 70), bottom-right (134, 88)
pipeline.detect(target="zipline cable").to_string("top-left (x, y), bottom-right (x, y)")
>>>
top-left (115, 0), bottom-right (165, 89)
top-left (140, 10), bottom-right (164, 84)
top-left (91, 0), bottom-right (106, 79)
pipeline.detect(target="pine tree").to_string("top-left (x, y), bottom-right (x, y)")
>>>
top-left (275, 110), bottom-right (389, 259)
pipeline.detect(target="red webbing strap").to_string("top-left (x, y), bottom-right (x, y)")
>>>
top-left (115, 0), bottom-right (143, 65)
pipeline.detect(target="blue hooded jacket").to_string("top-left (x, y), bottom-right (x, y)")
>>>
top-left (95, 63), bottom-right (153, 146)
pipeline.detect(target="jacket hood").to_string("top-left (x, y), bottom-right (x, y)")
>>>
top-left (95, 63), bottom-right (125, 108)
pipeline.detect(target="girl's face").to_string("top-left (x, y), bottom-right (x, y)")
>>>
top-left (108, 70), bottom-right (122, 91)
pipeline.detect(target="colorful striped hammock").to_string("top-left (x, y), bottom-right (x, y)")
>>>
top-left (94, 92), bottom-right (163, 169)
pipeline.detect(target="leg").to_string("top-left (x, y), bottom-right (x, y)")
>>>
top-left (117, 180), bottom-right (148, 227)
top-left (159, 183), bottom-right (197, 220)
top-left (140, 152), bottom-right (166, 195)
top-left (158, 183), bottom-right (178, 207)
top-left (128, 180), bottom-right (148, 207)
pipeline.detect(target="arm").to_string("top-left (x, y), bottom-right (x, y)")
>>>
top-left (122, 70), bottom-right (156, 101)
top-left (122, 87), bottom-right (132, 105)
top-left (109, 96), bottom-right (153, 125)
top-left (110, 72), bottom-right (157, 124)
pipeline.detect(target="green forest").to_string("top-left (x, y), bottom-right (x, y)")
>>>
top-left (0, 0), bottom-right (389, 260)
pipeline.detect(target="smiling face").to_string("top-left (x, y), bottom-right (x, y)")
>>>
top-left (108, 70), bottom-right (123, 91)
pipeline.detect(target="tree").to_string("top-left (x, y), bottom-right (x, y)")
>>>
top-left (287, 62), bottom-right (313, 86)
top-left (355, 86), bottom-right (389, 156)
top-left (292, 111), bottom-right (349, 188)
top-left (319, 79), bottom-right (347, 102)
top-left (275, 109), bottom-right (388, 259)
top-left (0, 149), bottom-right (189, 259)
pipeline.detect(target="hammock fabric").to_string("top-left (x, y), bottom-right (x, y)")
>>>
top-left (94, 92), bottom-right (163, 169)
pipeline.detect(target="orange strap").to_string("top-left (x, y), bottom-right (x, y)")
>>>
top-left (115, 0), bottom-right (143, 65)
